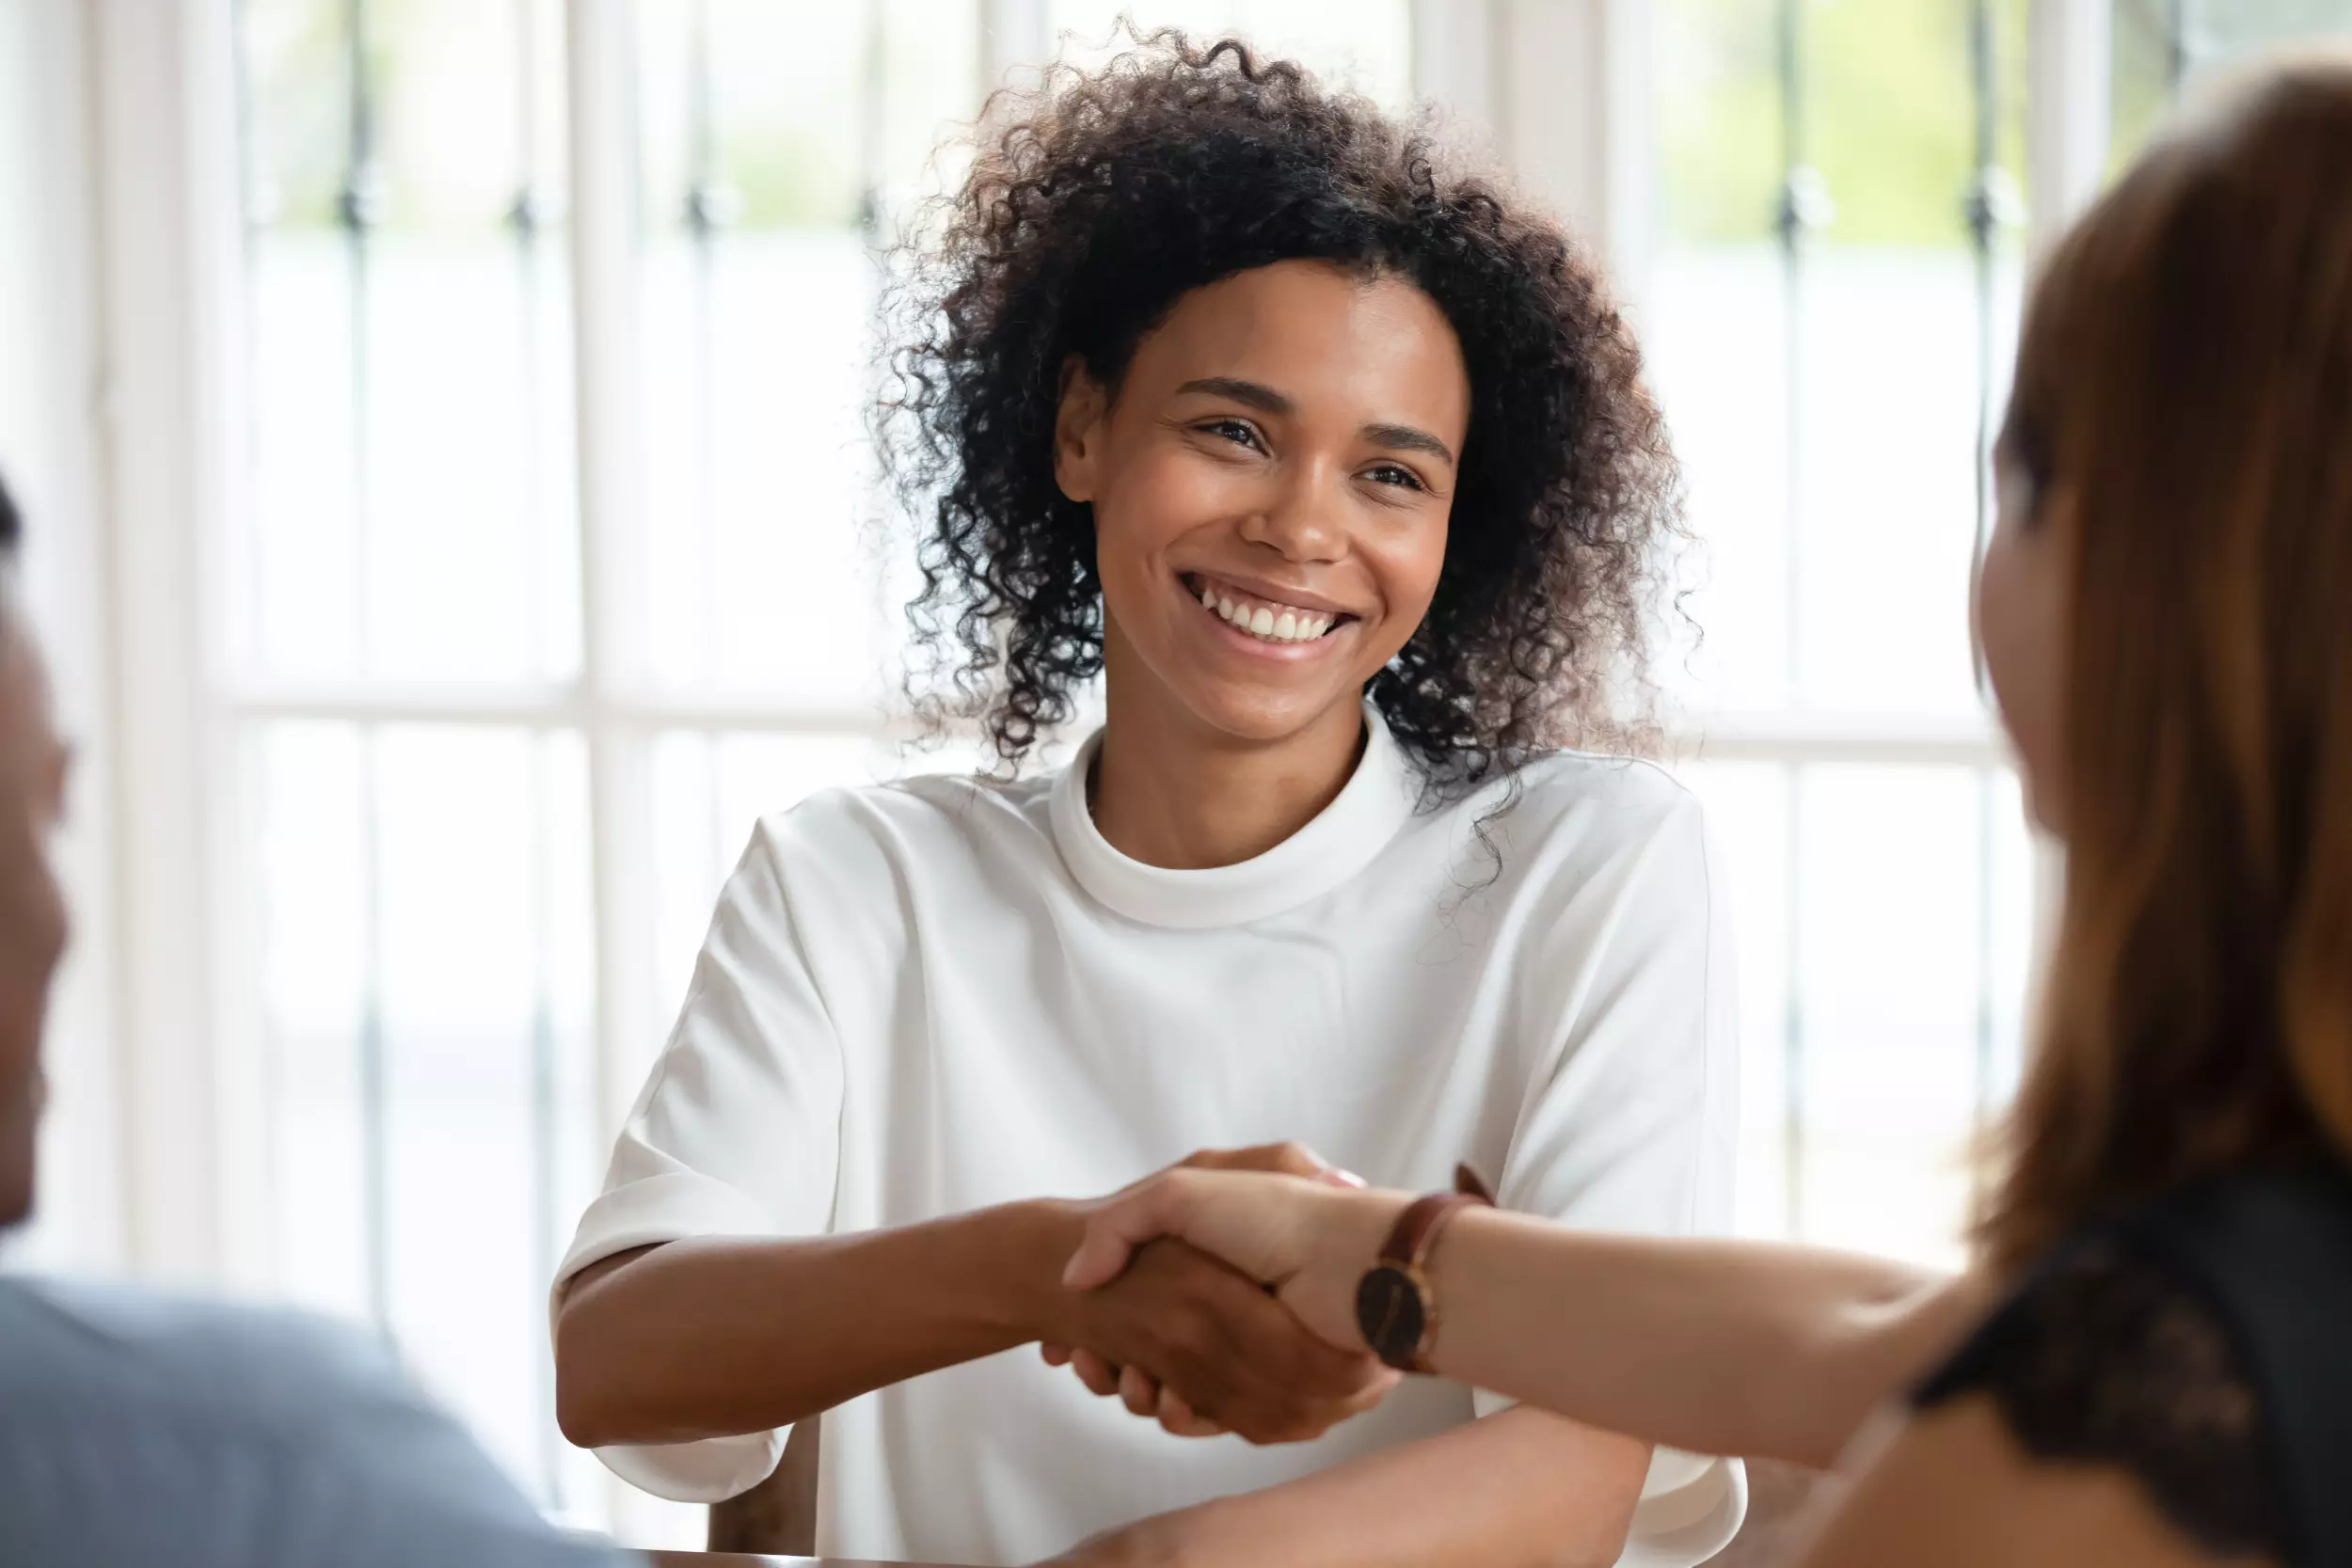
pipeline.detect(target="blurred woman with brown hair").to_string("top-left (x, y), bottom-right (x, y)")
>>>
top-left (1060, 51), bottom-right (2352, 1568)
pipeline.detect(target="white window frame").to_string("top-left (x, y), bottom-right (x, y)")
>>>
top-left (62, 0), bottom-right (2114, 1288)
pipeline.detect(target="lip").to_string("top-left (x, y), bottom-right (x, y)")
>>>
top-left (1177, 572), bottom-right (1355, 660)
top-left (1186, 569), bottom-right (1360, 620)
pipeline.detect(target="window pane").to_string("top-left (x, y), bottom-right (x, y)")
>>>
top-left (1682, 758), bottom-right (2037, 1265)
top-left (1650, 0), bottom-right (2026, 721)
top-left (239, 0), bottom-right (580, 688)
top-left (1047, 0), bottom-right (1413, 104)
top-left (2111, 0), bottom-right (2352, 165)
top-left (631, 0), bottom-right (980, 705)
top-left (249, 721), bottom-right (594, 1506)
top-left (1649, 1), bottom-right (1790, 710)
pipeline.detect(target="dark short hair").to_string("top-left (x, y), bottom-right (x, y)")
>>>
top-left (878, 30), bottom-right (1680, 796)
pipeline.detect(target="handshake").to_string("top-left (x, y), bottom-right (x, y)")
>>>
top-left (1036, 1143), bottom-right (1419, 1444)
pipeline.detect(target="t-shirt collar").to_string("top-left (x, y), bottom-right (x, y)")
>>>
top-left (1049, 701), bottom-right (1420, 929)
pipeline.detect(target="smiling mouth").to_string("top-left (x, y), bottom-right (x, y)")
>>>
top-left (1184, 573), bottom-right (1354, 646)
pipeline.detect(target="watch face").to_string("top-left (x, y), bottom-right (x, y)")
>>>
top-left (1356, 1264), bottom-right (1426, 1369)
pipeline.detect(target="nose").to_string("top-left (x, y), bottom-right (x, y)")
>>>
top-left (1234, 453), bottom-right (1345, 563)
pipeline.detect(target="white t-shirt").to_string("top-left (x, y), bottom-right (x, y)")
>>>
top-left (559, 705), bottom-right (1746, 1566)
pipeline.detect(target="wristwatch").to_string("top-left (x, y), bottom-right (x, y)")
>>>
top-left (1355, 1164), bottom-right (1495, 1372)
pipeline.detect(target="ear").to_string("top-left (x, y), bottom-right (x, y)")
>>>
top-left (1054, 356), bottom-right (1108, 504)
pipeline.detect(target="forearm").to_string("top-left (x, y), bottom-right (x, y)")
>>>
top-left (554, 1200), bottom-right (1077, 1448)
top-left (1109, 1407), bottom-right (1648, 1568)
top-left (1424, 1209), bottom-right (1979, 1467)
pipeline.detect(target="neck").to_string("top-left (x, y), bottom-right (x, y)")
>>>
top-left (1090, 644), bottom-right (1367, 872)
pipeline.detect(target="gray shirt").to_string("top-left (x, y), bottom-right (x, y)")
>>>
top-left (0, 1274), bottom-right (637, 1568)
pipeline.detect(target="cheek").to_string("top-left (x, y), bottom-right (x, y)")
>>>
top-left (1092, 450), bottom-right (1238, 600)
top-left (1097, 448), bottom-right (1239, 552)
top-left (1978, 530), bottom-right (2066, 823)
top-left (1363, 518), bottom-right (1449, 643)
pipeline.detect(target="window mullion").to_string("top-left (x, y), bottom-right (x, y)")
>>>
top-left (2026, 0), bottom-right (2113, 258)
top-left (978, 0), bottom-right (1052, 102)
top-left (564, 0), bottom-right (656, 1149)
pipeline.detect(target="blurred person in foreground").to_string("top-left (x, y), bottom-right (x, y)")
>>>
top-left (1061, 52), bottom-right (2352, 1568)
top-left (0, 473), bottom-right (634, 1568)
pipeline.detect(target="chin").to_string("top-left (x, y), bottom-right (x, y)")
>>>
top-left (1184, 685), bottom-right (1352, 745)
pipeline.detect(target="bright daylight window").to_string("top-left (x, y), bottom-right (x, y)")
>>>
top-left (202, 0), bottom-right (2348, 1543)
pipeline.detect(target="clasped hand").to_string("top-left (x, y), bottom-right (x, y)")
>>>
top-left (1041, 1144), bottom-right (1408, 1443)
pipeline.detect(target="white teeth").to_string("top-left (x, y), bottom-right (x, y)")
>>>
top-left (1199, 580), bottom-right (1339, 642)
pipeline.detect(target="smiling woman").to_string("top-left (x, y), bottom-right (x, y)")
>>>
top-left (551, 28), bottom-right (1741, 1568)
top-left (881, 31), bottom-right (1678, 791)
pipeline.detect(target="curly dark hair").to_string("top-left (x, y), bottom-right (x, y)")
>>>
top-left (877, 28), bottom-right (1680, 796)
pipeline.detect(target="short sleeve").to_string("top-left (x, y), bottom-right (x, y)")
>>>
top-left (554, 817), bottom-right (848, 1503)
top-left (1478, 781), bottom-right (1745, 1567)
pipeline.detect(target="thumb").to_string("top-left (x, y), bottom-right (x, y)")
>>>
top-left (1062, 1175), bottom-right (1193, 1291)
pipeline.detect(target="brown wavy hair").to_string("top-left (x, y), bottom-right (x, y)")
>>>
top-left (1977, 54), bottom-right (2352, 1272)
top-left (875, 28), bottom-right (1678, 793)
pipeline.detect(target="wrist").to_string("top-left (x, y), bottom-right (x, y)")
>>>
top-left (1293, 1186), bottom-right (1413, 1352)
top-left (979, 1197), bottom-right (1089, 1344)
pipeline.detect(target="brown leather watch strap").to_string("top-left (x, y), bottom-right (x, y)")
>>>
top-left (1376, 1164), bottom-right (1496, 1266)
top-left (1364, 1164), bottom-right (1494, 1372)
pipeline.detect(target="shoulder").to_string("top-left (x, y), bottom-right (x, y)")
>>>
top-left (0, 1273), bottom-right (407, 1425)
top-left (1498, 752), bottom-right (1701, 843)
top-left (1477, 752), bottom-right (1703, 879)
top-left (0, 1275), bottom-right (452, 1470)
top-left (1800, 1393), bottom-right (2241, 1568)
top-left (1913, 1201), bottom-right (2307, 1563)
top-left (1443, 752), bottom-right (1710, 921)
top-left (0, 1276), bottom-right (567, 1552)
top-left (743, 769), bottom-right (1057, 888)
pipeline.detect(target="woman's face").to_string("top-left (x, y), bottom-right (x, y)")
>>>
top-left (1977, 449), bottom-right (2074, 836)
top-left (1055, 260), bottom-right (1469, 746)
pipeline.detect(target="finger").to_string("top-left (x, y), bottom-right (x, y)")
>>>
top-left (1156, 1385), bottom-right (1224, 1439)
top-left (1336, 1365), bottom-right (1404, 1418)
top-left (1182, 1141), bottom-right (1332, 1180)
top-left (1040, 1343), bottom-right (1072, 1367)
top-left (1175, 1263), bottom-right (1365, 1443)
top-left (1071, 1348), bottom-right (1120, 1398)
top-left (1119, 1363), bottom-right (1161, 1419)
top-left (1064, 1174), bottom-right (1195, 1291)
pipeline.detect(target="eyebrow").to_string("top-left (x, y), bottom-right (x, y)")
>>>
top-left (1174, 377), bottom-right (1457, 467)
top-left (1362, 421), bottom-right (1455, 467)
top-left (1175, 376), bottom-right (1294, 415)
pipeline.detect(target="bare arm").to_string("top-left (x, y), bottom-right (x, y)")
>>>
top-left (1422, 1207), bottom-right (1985, 1468)
top-left (1058, 1406), bottom-right (1652, 1568)
top-left (553, 1204), bottom-right (1064, 1448)
top-left (1065, 1173), bottom-right (1991, 1470)
top-left (554, 1199), bottom-right (1388, 1451)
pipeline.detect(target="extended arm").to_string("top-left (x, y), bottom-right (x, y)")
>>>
top-left (1065, 1173), bottom-right (1986, 1469)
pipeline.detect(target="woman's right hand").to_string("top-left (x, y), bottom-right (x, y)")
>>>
top-left (1062, 1165), bottom-right (1408, 1359)
top-left (1040, 1144), bottom-right (1401, 1439)
top-left (1048, 1231), bottom-right (1393, 1444)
